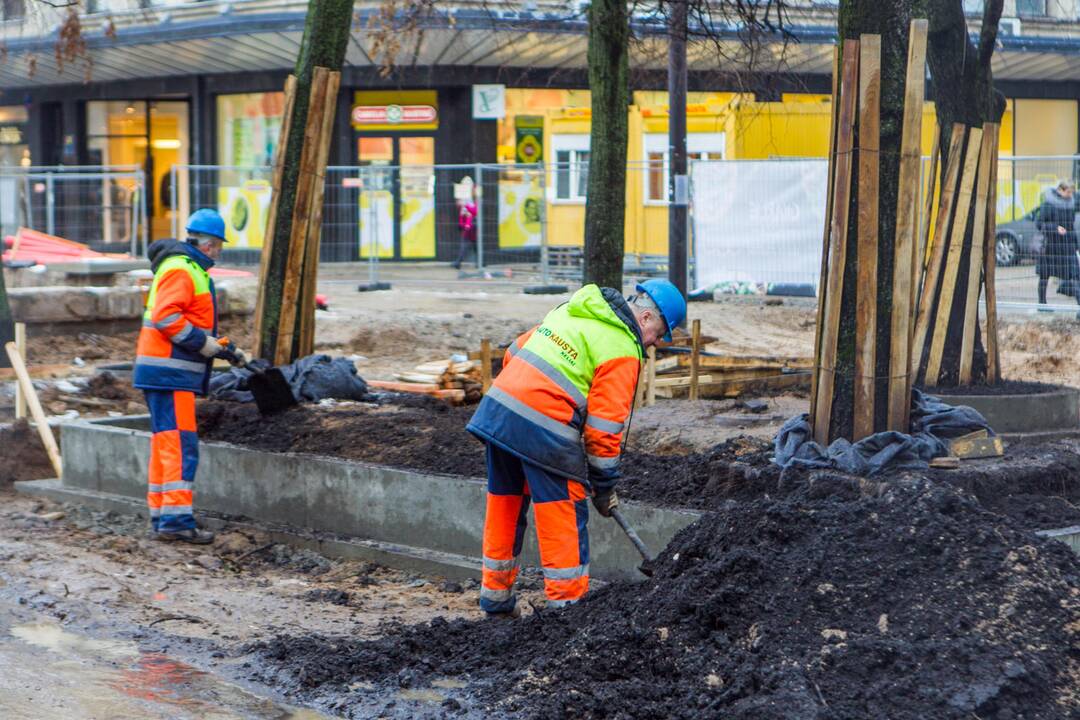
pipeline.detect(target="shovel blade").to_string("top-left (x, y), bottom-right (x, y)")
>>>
top-left (249, 367), bottom-right (296, 414)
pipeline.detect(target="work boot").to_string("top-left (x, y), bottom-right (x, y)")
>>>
top-left (484, 605), bottom-right (521, 621)
top-left (154, 528), bottom-right (215, 545)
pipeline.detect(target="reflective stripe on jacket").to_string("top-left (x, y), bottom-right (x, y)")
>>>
top-left (133, 240), bottom-right (217, 394)
top-left (467, 284), bottom-right (643, 487)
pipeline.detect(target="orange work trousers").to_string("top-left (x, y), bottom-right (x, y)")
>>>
top-left (144, 390), bottom-right (198, 533)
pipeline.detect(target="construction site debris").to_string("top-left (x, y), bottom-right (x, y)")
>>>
top-left (209, 354), bottom-right (369, 405)
top-left (249, 475), bottom-right (1080, 719)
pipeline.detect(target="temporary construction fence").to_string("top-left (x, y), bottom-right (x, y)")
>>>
top-left (0, 165), bottom-right (148, 256)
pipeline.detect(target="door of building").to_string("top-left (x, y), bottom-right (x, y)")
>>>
top-left (357, 135), bottom-right (435, 259)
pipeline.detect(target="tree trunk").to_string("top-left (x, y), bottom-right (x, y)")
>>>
top-left (920, 0), bottom-right (1005, 386)
top-left (830, 1), bottom-right (915, 439)
top-left (0, 267), bottom-right (12, 368)
top-left (583, 0), bottom-right (629, 290)
top-left (257, 0), bottom-right (352, 358)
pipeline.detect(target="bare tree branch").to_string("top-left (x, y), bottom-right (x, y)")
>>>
top-left (977, 0), bottom-right (1004, 70)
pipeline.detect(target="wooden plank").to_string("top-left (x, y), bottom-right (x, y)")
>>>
top-left (930, 456), bottom-right (960, 469)
top-left (255, 74), bottom-right (298, 359)
top-left (950, 428), bottom-right (988, 443)
top-left (810, 46), bottom-right (841, 427)
top-left (887, 19), bottom-right (926, 432)
top-left (4, 342), bottom-right (62, 479)
top-left (670, 354), bottom-right (812, 371)
top-left (367, 380), bottom-right (465, 402)
top-left (950, 435), bottom-right (1004, 459)
top-left (813, 39), bottom-right (859, 446)
top-left (689, 319), bottom-right (702, 401)
top-left (671, 371), bottom-right (811, 399)
top-left (0, 364), bottom-right (81, 381)
top-left (854, 34), bottom-right (881, 441)
top-left (917, 123), bottom-right (941, 299)
top-left (925, 126), bottom-right (983, 386)
top-left (645, 345), bottom-right (657, 407)
top-left (480, 338), bottom-right (493, 392)
top-left (274, 68), bottom-right (331, 366)
top-left (912, 123), bottom-right (966, 376)
top-left (297, 70), bottom-right (342, 357)
top-left (14, 322), bottom-right (25, 419)
top-left (983, 125), bottom-right (1001, 383)
top-left (958, 127), bottom-right (995, 384)
top-left (654, 374), bottom-right (715, 388)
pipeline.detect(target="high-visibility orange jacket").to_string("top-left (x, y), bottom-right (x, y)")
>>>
top-left (467, 284), bottom-right (643, 488)
top-left (133, 240), bottom-right (217, 395)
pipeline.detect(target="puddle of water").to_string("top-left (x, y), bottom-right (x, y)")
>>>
top-left (6, 621), bottom-right (335, 720)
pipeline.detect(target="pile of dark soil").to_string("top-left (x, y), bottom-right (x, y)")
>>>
top-left (0, 419), bottom-right (54, 486)
top-left (249, 476), bottom-right (1080, 719)
top-left (86, 371), bottom-right (143, 402)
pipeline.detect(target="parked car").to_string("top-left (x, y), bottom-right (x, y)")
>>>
top-left (995, 201), bottom-right (1080, 266)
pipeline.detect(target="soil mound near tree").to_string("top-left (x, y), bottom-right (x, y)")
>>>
top-left (249, 475), bottom-right (1080, 719)
top-left (0, 419), bottom-right (54, 486)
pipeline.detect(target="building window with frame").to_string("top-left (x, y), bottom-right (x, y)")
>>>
top-left (1, 0), bottom-right (25, 21)
top-left (1016, 0), bottom-right (1046, 17)
top-left (644, 132), bottom-right (725, 203)
top-left (552, 134), bottom-right (591, 202)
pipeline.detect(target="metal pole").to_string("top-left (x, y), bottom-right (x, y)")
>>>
top-left (667, 0), bottom-right (689, 305)
top-left (474, 163), bottom-right (484, 270)
top-left (45, 173), bottom-right (55, 236)
top-left (170, 164), bottom-right (179, 239)
top-left (139, 170), bottom-right (149, 256)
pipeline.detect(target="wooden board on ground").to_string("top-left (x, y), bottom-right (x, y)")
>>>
top-left (813, 39), bottom-right (859, 445)
top-left (925, 126), bottom-right (983, 386)
top-left (950, 435), bottom-right (1004, 459)
top-left (653, 374), bottom-right (715, 388)
top-left (672, 371), bottom-right (810, 400)
top-left (912, 123), bottom-right (967, 374)
top-left (367, 380), bottom-right (465, 403)
top-left (887, 19), bottom-right (927, 432)
top-left (958, 127), bottom-right (995, 383)
top-left (930, 456), bottom-right (960, 469)
top-left (0, 363), bottom-right (83, 380)
top-left (854, 34), bottom-right (881, 440)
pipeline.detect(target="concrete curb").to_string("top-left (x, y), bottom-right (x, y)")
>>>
top-left (934, 387), bottom-right (1079, 434)
top-left (34, 416), bottom-right (703, 583)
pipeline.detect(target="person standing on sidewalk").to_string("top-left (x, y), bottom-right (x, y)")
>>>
top-left (132, 209), bottom-right (250, 544)
top-left (1036, 180), bottom-right (1080, 316)
top-left (453, 180), bottom-right (479, 270)
top-left (466, 280), bottom-right (686, 615)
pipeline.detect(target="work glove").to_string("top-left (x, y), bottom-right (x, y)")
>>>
top-left (214, 337), bottom-right (251, 367)
top-left (592, 487), bottom-right (619, 518)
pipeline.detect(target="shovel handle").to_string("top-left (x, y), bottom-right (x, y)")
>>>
top-left (610, 507), bottom-right (654, 564)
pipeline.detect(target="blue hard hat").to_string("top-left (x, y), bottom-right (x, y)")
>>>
top-left (636, 279), bottom-right (687, 342)
top-left (185, 208), bottom-right (227, 242)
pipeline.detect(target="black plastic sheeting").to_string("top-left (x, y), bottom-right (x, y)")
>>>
top-left (774, 390), bottom-right (994, 476)
top-left (210, 354), bottom-right (371, 404)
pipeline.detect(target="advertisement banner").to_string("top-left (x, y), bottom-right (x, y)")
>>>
top-left (498, 176), bottom-right (543, 248)
top-left (692, 160), bottom-right (827, 290)
top-left (515, 116), bottom-right (544, 164)
top-left (359, 191), bottom-right (394, 259)
top-left (217, 180), bottom-right (272, 248)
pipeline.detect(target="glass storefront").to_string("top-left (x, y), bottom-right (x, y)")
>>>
top-left (216, 92), bottom-right (285, 167)
top-left (0, 105), bottom-right (30, 167)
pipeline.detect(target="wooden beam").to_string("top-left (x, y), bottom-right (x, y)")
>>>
top-left (480, 338), bottom-right (493, 392)
top-left (689, 319), bottom-right (702, 401)
top-left (645, 345), bottom-right (657, 407)
top-left (5, 342), bottom-right (62, 479)
top-left (917, 123), bottom-right (941, 299)
top-left (959, 127), bottom-right (995, 383)
top-left (813, 39), bottom-right (859, 446)
top-left (912, 123), bottom-right (966, 375)
top-left (854, 34), bottom-right (881, 440)
top-left (925, 126), bottom-right (983, 386)
top-left (983, 124), bottom-right (1001, 383)
top-left (297, 70), bottom-right (342, 357)
top-left (810, 46), bottom-right (841, 425)
top-left (654, 373), bottom-right (715, 388)
top-left (669, 354), bottom-right (813, 371)
top-left (14, 322), bottom-right (25, 419)
top-left (275, 68), bottom-right (331, 365)
top-left (887, 19), bottom-right (927, 432)
top-left (255, 74), bottom-right (298, 359)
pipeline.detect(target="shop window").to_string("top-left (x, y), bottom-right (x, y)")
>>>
top-left (552, 134), bottom-right (591, 202)
top-left (1, 0), bottom-right (25, 21)
top-left (643, 133), bottom-right (725, 203)
top-left (216, 92), bottom-right (285, 167)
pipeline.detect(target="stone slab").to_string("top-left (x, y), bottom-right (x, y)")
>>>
top-left (934, 387), bottom-right (1079, 434)
top-left (56, 417), bottom-right (702, 582)
top-left (8, 285), bottom-right (250, 326)
top-left (1036, 525), bottom-right (1080, 556)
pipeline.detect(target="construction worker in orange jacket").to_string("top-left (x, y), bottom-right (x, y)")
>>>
top-left (133, 209), bottom-right (250, 544)
top-left (467, 279), bottom-right (686, 614)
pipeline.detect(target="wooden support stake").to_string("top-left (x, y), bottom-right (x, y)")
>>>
top-left (959, 127), bottom-right (995, 384)
top-left (297, 70), bottom-right (342, 357)
top-left (813, 39), bottom-right (859, 446)
top-left (689, 319), bottom-right (702, 401)
top-left (810, 47), bottom-right (841, 426)
top-left (912, 123), bottom-right (966, 375)
top-left (646, 345), bottom-right (657, 407)
top-left (854, 34), bottom-right (881, 440)
top-left (925, 126), bottom-right (982, 386)
top-left (917, 124), bottom-right (940, 298)
top-left (480, 338), bottom-right (493, 392)
top-left (5, 342), bottom-right (62, 479)
top-left (14, 322), bottom-right (26, 419)
top-left (255, 74), bottom-right (298, 359)
top-left (983, 125), bottom-right (1001, 383)
top-left (275, 68), bottom-right (331, 365)
top-left (886, 20), bottom-right (926, 432)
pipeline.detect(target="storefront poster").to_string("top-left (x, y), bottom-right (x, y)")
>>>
top-left (217, 93), bottom-right (284, 167)
top-left (217, 180), bottom-right (272, 248)
top-left (515, 115), bottom-right (544, 164)
top-left (359, 191), bottom-right (394, 259)
top-left (499, 176), bottom-right (543, 248)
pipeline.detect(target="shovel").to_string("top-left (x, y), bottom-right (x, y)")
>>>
top-left (610, 507), bottom-right (655, 577)
top-left (218, 338), bottom-right (296, 414)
